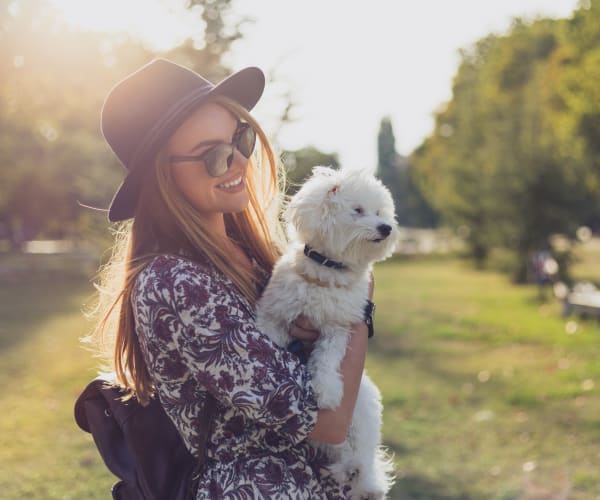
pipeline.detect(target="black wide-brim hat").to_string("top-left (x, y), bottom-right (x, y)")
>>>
top-left (91, 58), bottom-right (265, 222)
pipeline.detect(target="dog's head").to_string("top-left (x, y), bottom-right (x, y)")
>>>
top-left (285, 166), bottom-right (398, 268)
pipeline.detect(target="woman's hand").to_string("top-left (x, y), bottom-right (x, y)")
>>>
top-left (289, 315), bottom-right (320, 357)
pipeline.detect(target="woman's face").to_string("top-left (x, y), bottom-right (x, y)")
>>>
top-left (166, 102), bottom-right (251, 223)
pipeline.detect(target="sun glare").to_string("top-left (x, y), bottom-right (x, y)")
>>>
top-left (48, 0), bottom-right (198, 51)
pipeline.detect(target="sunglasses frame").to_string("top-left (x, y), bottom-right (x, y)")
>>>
top-left (169, 122), bottom-right (256, 177)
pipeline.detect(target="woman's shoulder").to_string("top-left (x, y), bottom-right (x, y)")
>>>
top-left (134, 253), bottom-right (216, 299)
top-left (145, 252), bottom-right (211, 276)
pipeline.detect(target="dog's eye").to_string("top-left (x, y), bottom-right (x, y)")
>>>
top-left (354, 207), bottom-right (364, 215)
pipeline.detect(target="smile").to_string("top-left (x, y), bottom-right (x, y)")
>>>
top-left (217, 176), bottom-right (243, 189)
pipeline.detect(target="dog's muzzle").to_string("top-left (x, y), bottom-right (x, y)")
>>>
top-left (370, 224), bottom-right (392, 242)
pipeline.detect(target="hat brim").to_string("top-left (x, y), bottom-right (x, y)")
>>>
top-left (107, 66), bottom-right (265, 223)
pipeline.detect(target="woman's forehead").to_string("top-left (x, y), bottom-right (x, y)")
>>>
top-left (167, 102), bottom-right (237, 153)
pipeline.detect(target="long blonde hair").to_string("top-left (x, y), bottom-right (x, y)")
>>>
top-left (83, 95), bottom-right (287, 405)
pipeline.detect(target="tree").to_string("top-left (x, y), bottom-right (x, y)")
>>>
top-left (0, 0), bottom-right (151, 248)
top-left (282, 146), bottom-right (339, 195)
top-left (0, 0), bottom-right (252, 249)
top-left (165, 0), bottom-right (251, 81)
top-left (377, 117), bottom-right (438, 228)
top-left (411, 12), bottom-right (599, 281)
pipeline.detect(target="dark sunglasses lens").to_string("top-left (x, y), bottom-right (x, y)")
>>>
top-left (237, 125), bottom-right (256, 158)
top-left (204, 145), bottom-right (233, 177)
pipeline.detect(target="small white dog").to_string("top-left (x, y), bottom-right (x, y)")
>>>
top-left (257, 166), bottom-right (397, 499)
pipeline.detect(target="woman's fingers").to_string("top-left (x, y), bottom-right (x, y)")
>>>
top-left (293, 314), bottom-right (316, 331)
top-left (289, 321), bottom-right (319, 341)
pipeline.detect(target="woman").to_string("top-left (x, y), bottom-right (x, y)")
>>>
top-left (86, 58), bottom-right (371, 498)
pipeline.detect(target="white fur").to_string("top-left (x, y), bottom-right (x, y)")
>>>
top-left (256, 166), bottom-right (397, 499)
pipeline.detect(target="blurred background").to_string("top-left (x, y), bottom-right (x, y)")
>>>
top-left (1, 0), bottom-right (599, 498)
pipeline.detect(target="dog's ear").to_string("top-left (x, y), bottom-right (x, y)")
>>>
top-left (285, 169), bottom-right (337, 243)
top-left (284, 191), bottom-right (317, 242)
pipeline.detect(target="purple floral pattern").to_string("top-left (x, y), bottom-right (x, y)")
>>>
top-left (131, 254), bottom-right (350, 499)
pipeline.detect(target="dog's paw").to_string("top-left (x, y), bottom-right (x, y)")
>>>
top-left (355, 489), bottom-right (386, 500)
top-left (348, 473), bottom-right (387, 500)
top-left (313, 375), bottom-right (344, 408)
top-left (329, 460), bottom-right (360, 485)
top-left (317, 390), bottom-right (343, 409)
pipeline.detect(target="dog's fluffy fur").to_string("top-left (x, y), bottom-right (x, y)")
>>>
top-left (257, 166), bottom-right (397, 499)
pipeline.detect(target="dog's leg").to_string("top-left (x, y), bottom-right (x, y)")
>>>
top-left (307, 325), bottom-right (350, 409)
top-left (344, 375), bottom-right (394, 499)
top-left (255, 273), bottom-right (302, 347)
top-left (256, 312), bottom-right (292, 348)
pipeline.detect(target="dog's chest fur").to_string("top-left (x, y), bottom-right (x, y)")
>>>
top-left (258, 247), bottom-right (368, 338)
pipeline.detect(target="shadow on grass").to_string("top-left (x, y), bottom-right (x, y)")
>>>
top-left (383, 437), bottom-right (474, 499)
top-left (389, 474), bottom-right (473, 500)
top-left (0, 275), bottom-right (92, 353)
top-left (371, 321), bottom-right (555, 413)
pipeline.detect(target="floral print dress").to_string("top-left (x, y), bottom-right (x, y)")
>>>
top-left (131, 254), bottom-right (351, 499)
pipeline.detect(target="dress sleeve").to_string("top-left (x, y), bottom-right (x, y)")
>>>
top-left (139, 255), bottom-right (319, 445)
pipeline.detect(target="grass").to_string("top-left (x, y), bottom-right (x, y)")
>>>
top-left (370, 255), bottom-right (600, 499)
top-left (0, 266), bottom-right (115, 499)
top-left (1, 252), bottom-right (599, 498)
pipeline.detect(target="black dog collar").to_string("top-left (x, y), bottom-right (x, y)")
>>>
top-left (303, 245), bottom-right (347, 270)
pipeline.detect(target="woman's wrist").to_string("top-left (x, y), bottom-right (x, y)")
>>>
top-left (363, 300), bottom-right (375, 338)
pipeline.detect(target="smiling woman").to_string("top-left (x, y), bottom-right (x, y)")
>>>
top-left (78, 57), bottom-right (372, 499)
top-left (165, 100), bottom-right (257, 239)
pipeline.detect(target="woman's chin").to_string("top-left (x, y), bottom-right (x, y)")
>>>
top-left (224, 193), bottom-right (250, 214)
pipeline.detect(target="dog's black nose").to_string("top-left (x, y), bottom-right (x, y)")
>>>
top-left (377, 224), bottom-right (392, 238)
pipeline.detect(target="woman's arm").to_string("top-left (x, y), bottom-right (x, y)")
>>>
top-left (294, 273), bottom-right (374, 444)
top-left (136, 255), bottom-right (320, 445)
top-left (308, 320), bottom-right (368, 444)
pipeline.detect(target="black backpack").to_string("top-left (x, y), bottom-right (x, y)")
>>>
top-left (74, 376), bottom-right (215, 500)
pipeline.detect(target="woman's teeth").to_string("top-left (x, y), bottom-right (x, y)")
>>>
top-left (218, 176), bottom-right (242, 188)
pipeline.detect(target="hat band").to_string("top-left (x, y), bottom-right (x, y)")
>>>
top-left (127, 85), bottom-right (215, 172)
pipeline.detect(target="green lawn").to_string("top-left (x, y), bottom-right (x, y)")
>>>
top-left (371, 256), bottom-right (600, 499)
top-left (1, 254), bottom-right (599, 498)
top-left (0, 270), bottom-right (115, 499)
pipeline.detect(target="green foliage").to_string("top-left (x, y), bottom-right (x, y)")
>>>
top-left (376, 117), bottom-right (439, 228)
top-left (282, 146), bottom-right (339, 195)
top-left (0, 0), bottom-right (153, 246)
top-left (0, 0), bottom-right (250, 249)
top-left (166, 0), bottom-right (252, 81)
top-left (411, 6), bottom-right (600, 280)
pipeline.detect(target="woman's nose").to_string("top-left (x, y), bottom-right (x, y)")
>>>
top-left (231, 148), bottom-right (250, 169)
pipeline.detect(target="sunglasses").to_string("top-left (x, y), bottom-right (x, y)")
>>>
top-left (169, 122), bottom-right (256, 177)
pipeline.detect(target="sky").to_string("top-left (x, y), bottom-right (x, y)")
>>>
top-left (50, 0), bottom-right (580, 168)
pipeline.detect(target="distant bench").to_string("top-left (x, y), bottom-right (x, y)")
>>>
top-left (567, 285), bottom-right (600, 319)
top-left (0, 240), bottom-right (99, 281)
